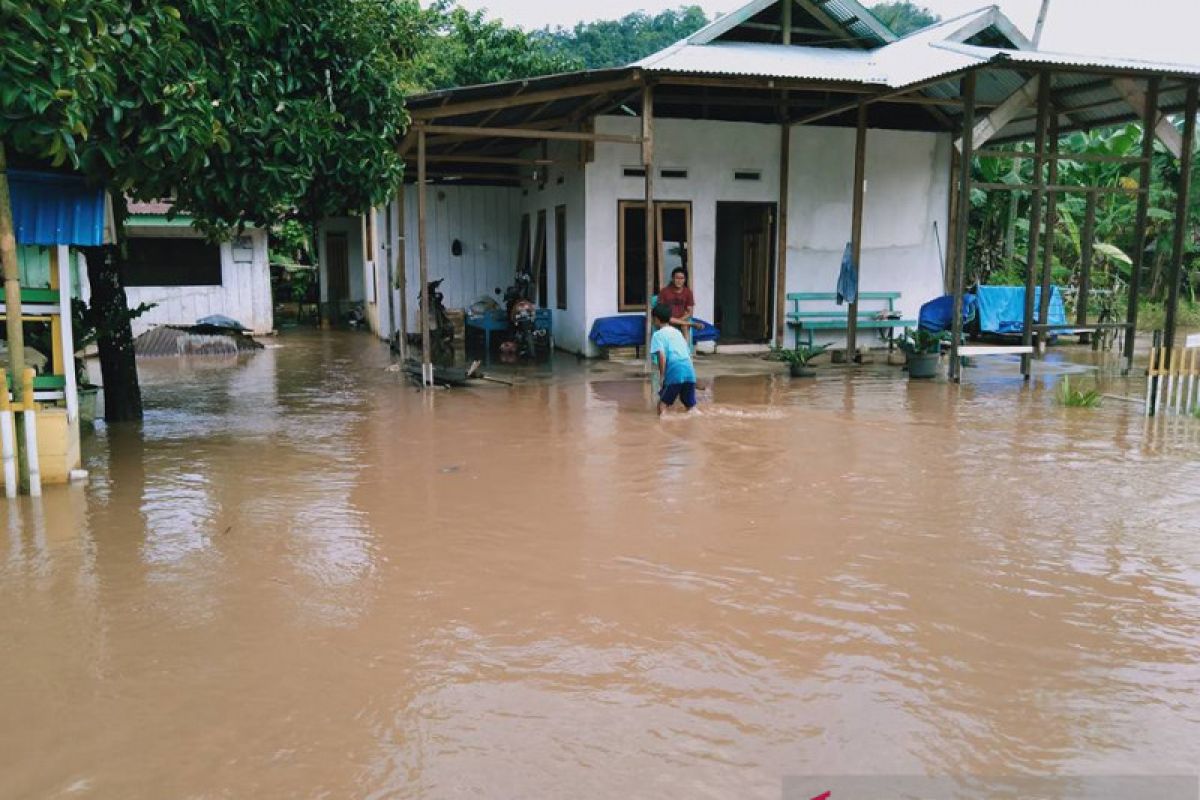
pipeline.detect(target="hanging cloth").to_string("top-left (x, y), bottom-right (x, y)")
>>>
top-left (836, 241), bottom-right (858, 305)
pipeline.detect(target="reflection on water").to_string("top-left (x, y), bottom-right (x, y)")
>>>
top-left (2, 331), bottom-right (1199, 798)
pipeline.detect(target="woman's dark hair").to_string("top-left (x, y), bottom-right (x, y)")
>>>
top-left (671, 267), bottom-right (687, 279)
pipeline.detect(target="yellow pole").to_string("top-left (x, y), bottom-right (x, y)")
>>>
top-left (21, 367), bottom-right (39, 496)
top-left (0, 143), bottom-right (26, 406)
top-left (0, 367), bottom-right (14, 497)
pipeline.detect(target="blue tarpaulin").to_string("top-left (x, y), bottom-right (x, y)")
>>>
top-left (7, 169), bottom-right (107, 246)
top-left (976, 285), bottom-right (1068, 335)
top-left (588, 315), bottom-right (719, 347)
top-left (918, 293), bottom-right (978, 333)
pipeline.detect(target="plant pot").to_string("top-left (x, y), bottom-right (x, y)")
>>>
top-left (789, 363), bottom-right (816, 378)
top-left (905, 351), bottom-right (940, 379)
top-left (78, 385), bottom-right (99, 425)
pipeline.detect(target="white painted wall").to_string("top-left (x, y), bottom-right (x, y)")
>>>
top-left (586, 115), bottom-right (951, 353)
top-left (375, 184), bottom-right (523, 338)
top-left (122, 226), bottom-right (272, 336)
top-left (518, 140), bottom-right (588, 353)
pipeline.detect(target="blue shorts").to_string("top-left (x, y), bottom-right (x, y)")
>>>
top-left (659, 381), bottom-right (697, 408)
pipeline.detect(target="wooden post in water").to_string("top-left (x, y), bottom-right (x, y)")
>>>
top-left (0, 143), bottom-right (26, 407)
top-left (847, 101), bottom-right (867, 359)
top-left (1124, 77), bottom-right (1159, 374)
top-left (1037, 115), bottom-right (1060, 354)
top-left (775, 120), bottom-right (791, 346)
top-left (642, 83), bottom-right (655, 367)
top-left (396, 184), bottom-right (409, 362)
top-left (1022, 74), bottom-right (1050, 379)
top-left (1163, 81), bottom-right (1198, 369)
top-left (950, 71), bottom-right (976, 382)
top-left (417, 125), bottom-right (432, 386)
top-left (1076, 190), bottom-right (1097, 343)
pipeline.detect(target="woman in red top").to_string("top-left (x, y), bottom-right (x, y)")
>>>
top-left (659, 267), bottom-right (697, 332)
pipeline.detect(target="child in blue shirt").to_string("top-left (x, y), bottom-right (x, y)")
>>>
top-left (650, 303), bottom-right (697, 415)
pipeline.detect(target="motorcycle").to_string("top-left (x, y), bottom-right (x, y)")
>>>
top-left (499, 270), bottom-right (547, 361)
top-left (405, 278), bottom-right (455, 364)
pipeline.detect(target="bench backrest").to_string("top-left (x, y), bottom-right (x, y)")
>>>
top-left (786, 292), bottom-right (900, 314)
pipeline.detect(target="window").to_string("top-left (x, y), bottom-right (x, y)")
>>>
top-left (617, 201), bottom-right (692, 311)
top-left (533, 210), bottom-right (548, 308)
top-left (555, 205), bottom-right (567, 310)
top-left (734, 170), bottom-right (762, 181)
top-left (122, 236), bottom-right (222, 287)
top-left (622, 166), bottom-right (646, 178)
top-left (660, 168), bottom-right (688, 179)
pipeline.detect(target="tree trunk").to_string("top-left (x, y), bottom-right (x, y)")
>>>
top-left (81, 244), bottom-right (143, 422)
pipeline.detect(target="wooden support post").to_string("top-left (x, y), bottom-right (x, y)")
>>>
top-left (1022, 74), bottom-right (1050, 379)
top-left (1124, 77), bottom-right (1160, 374)
top-left (0, 143), bottom-right (26, 407)
top-left (396, 185), bottom-right (409, 362)
top-left (950, 71), bottom-right (976, 383)
top-left (781, 0), bottom-right (793, 44)
top-left (642, 84), bottom-right (655, 368)
top-left (945, 149), bottom-right (960, 294)
top-left (1163, 81), bottom-right (1198, 367)
top-left (1076, 190), bottom-right (1097, 339)
top-left (417, 126), bottom-right (432, 386)
top-left (1037, 114), bottom-right (1060, 355)
top-left (847, 101), bottom-right (867, 359)
top-left (775, 121), bottom-right (791, 346)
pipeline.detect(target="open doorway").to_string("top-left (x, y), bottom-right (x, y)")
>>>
top-left (715, 202), bottom-right (775, 343)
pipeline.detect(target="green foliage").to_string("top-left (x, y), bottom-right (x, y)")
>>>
top-left (1056, 376), bottom-right (1102, 408)
top-left (868, 2), bottom-right (940, 36)
top-left (1136, 299), bottom-right (1200, 331)
top-left (895, 327), bottom-right (946, 355)
top-left (536, 7), bottom-right (710, 71)
top-left (270, 220), bottom-right (313, 265)
top-left (770, 344), bottom-right (827, 366)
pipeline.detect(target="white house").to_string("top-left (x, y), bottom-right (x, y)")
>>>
top-left (331, 0), bottom-right (1200, 360)
top-left (122, 201), bottom-right (273, 336)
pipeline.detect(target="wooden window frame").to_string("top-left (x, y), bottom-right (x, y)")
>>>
top-left (555, 204), bottom-right (567, 310)
top-left (533, 209), bottom-right (548, 307)
top-left (617, 200), bottom-right (692, 312)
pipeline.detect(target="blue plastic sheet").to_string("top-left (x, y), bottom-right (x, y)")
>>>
top-left (975, 285), bottom-right (1068, 335)
top-left (918, 294), bottom-right (977, 333)
top-left (588, 315), bottom-right (719, 347)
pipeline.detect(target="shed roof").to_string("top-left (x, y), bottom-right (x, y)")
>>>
top-left (7, 170), bottom-right (108, 247)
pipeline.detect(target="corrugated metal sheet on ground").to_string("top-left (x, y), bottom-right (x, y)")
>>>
top-left (133, 326), bottom-right (263, 358)
top-left (7, 170), bottom-right (106, 246)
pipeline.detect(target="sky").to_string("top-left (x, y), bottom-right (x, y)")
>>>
top-left (453, 0), bottom-right (1197, 64)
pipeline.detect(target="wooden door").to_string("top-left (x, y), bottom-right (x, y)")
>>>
top-left (326, 232), bottom-right (350, 304)
top-left (740, 206), bottom-right (772, 340)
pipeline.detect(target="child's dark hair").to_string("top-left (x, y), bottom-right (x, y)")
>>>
top-left (652, 303), bottom-right (672, 324)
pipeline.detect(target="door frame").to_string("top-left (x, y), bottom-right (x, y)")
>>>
top-left (714, 201), bottom-right (777, 342)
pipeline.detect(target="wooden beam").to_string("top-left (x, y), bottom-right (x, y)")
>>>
top-left (797, 0), bottom-right (861, 46)
top-left (656, 75), bottom-right (876, 93)
top-left (792, 72), bottom-right (965, 126)
top-left (739, 22), bottom-right (832, 38)
top-left (956, 75), bottom-right (1039, 152)
top-left (422, 124), bottom-right (641, 145)
top-left (781, 0), bottom-right (792, 44)
top-left (972, 182), bottom-right (1141, 195)
top-left (1021, 76), bottom-right (1050, 379)
top-left (1124, 77), bottom-right (1160, 373)
top-left (1112, 77), bottom-right (1183, 158)
top-left (1162, 81), bottom-right (1198, 364)
top-left (409, 77), bottom-right (639, 120)
top-left (775, 121), bottom-right (791, 346)
top-left (975, 149), bottom-right (1147, 165)
top-left (396, 184), bottom-right (408, 362)
top-left (950, 71), bottom-right (976, 382)
top-left (1077, 190), bottom-right (1097, 330)
top-left (847, 101), bottom-right (867, 357)
top-left (405, 155), bottom-right (555, 166)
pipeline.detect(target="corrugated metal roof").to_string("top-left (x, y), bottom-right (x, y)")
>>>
top-left (636, 41), bottom-right (885, 83)
top-left (7, 170), bottom-right (107, 247)
top-left (932, 42), bottom-right (1200, 79)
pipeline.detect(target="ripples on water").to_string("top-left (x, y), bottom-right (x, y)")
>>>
top-left (1, 331), bottom-right (1199, 798)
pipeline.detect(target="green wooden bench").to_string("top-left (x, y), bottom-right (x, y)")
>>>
top-left (785, 291), bottom-right (916, 350)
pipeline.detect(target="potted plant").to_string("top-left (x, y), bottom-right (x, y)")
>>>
top-left (771, 344), bottom-right (828, 378)
top-left (895, 328), bottom-right (945, 379)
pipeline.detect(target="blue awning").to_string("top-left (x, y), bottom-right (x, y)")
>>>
top-left (7, 169), bottom-right (107, 246)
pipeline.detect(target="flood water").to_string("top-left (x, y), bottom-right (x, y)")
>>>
top-left (2, 331), bottom-right (1199, 798)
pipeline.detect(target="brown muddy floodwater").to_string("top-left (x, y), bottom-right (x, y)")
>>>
top-left (2, 330), bottom-right (1200, 799)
